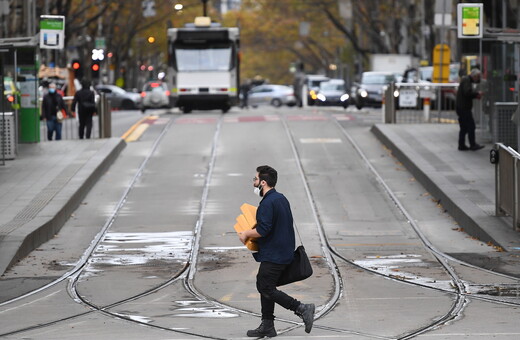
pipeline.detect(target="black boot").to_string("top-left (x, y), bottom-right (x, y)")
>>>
top-left (295, 303), bottom-right (315, 333)
top-left (247, 319), bottom-right (277, 337)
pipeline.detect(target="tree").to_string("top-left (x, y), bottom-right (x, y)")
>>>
top-left (224, 0), bottom-right (348, 85)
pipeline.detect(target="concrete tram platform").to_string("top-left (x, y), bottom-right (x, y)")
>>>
top-left (0, 138), bottom-right (125, 276)
top-left (372, 123), bottom-right (520, 252)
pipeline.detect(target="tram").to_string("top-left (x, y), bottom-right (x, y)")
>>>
top-left (167, 17), bottom-right (240, 113)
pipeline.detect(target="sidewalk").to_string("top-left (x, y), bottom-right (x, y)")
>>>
top-left (0, 138), bottom-right (125, 275)
top-left (372, 123), bottom-right (520, 252)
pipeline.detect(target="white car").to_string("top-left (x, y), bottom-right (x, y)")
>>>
top-left (141, 81), bottom-right (171, 112)
top-left (248, 85), bottom-right (296, 108)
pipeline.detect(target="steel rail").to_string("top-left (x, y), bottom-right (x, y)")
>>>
top-left (330, 116), bottom-right (519, 339)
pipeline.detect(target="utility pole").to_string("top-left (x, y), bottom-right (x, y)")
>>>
top-left (202, 0), bottom-right (208, 16)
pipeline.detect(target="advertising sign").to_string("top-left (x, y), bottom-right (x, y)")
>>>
top-left (40, 15), bottom-right (65, 49)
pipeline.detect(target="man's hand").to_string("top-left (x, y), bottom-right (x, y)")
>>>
top-left (238, 232), bottom-right (248, 245)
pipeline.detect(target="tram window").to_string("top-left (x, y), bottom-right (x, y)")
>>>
top-left (175, 47), bottom-right (232, 71)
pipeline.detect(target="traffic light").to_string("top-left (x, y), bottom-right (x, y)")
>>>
top-left (91, 62), bottom-right (100, 78)
top-left (71, 59), bottom-right (83, 80)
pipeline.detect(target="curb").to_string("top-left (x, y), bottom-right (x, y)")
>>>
top-left (371, 124), bottom-right (517, 252)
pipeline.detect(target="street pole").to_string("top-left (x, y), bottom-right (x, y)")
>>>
top-left (420, 0), bottom-right (426, 61)
top-left (202, 0), bottom-right (208, 16)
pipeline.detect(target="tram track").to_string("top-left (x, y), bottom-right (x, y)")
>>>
top-left (1, 110), bottom-right (519, 339)
top-left (324, 114), bottom-right (520, 338)
top-left (250, 109), bottom-right (520, 339)
top-left (0, 112), bottom-right (344, 339)
top-left (0, 115), bottom-right (229, 339)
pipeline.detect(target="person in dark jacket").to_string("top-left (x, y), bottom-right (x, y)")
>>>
top-left (72, 80), bottom-right (97, 139)
top-left (456, 68), bottom-right (484, 151)
top-left (238, 165), bottom-right (315, 338)
top-left (41, 82), bottom-right (67, 141)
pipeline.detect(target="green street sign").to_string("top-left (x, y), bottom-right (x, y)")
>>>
top-left (40, 18), bottom-right (64, 30)
top-left (40, 15), bottom-right (65, 49)
top-left (95, 37), bottom-right (106, 49)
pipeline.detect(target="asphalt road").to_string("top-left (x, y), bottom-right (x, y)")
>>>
top-left (1, 105), bottom-right (519, 339)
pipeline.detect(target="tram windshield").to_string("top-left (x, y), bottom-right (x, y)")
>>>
top-left (175, 46), bottom-right (232, 72)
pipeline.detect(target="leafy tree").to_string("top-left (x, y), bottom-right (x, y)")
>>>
top-left (224, 0), bottom-right (348, 85)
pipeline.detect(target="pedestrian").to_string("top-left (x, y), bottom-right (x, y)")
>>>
top-left (455, 68), bottom-right (484, 151)
top-left (238, 165), bottom-right (315, 338)
top-left (240, 80), bottom-right (250, 109)
top-left (72, 79), bottom-right (97, 139)
top-left (41, 82), bottom-right (67, 141)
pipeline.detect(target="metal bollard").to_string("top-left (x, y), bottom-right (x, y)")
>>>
top-left (384, 83), bottom-right (396, 123)
top-left (423, 97), bottom-right (431, 122)
top-left (98, 93), bottom-right (112, 138)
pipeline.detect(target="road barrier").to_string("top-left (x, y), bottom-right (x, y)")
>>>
top-left (383, 83), bottom-right (459, 124)
top-left (492, 143), bottom-right (520, 230)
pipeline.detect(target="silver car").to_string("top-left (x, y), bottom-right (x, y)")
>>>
top-left (141, 81), bottom-right (171, 113)
top-left (248, 84), bottom-right (296, 108)
top-left (95, 84), bottom-right (141, 110)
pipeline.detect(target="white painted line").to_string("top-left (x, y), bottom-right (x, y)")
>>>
top-left (299, 138), bottom-right (342, 144)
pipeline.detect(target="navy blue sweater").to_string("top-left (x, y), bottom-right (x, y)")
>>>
top-left (253, 189), bottom-right (295, 264)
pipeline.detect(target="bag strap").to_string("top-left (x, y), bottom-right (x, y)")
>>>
top-left (293, 221), bottom-right (304, 246)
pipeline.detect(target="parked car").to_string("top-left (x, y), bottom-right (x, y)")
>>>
top-left (248, 84), bottom-right (296, 108)
top-left (95, 84), bottom-right (141, 110)
top-left (351, 72), bottom-right (397, 109)
top-left (316, 79), bottom-right (349, 108)
top-left (140, 81), bottom-right (171, 113)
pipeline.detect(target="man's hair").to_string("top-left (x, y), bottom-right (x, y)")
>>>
top-left (257, 165), bottom-right (277, 187)
top-left (470, 68), bottom-right (481, 77)
top-left (81, 79), bottom-right (91, 89)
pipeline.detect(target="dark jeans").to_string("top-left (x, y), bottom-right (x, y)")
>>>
top-left (256, 261), bottom-right (300, 320)
top-left (456, 108), bottom-right (476, 147)
top-left (46, 117), bottom-right (62, 140)
top-left (78, 112), bottom-right (93, 139)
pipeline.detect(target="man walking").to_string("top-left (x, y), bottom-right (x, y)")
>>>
top-left (72, 80), bottom-right (97, 139)
top-left (41, 82), bottom-right (67, 141)
top-left (456, 68), bottom-right (484, 151)
top-left (238, 165), bottom-right (315, 337)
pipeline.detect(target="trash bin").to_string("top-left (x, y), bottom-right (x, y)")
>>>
top-left (0, 112), bottom-right (16, 160)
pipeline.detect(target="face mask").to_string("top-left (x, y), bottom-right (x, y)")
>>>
top-left (49, 88), bottom-right (56, 94)
top-left (254, 184), bottom-right (263, 197)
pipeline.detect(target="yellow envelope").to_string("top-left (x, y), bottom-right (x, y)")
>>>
top-left (233, 203), bottom-right (259, 251)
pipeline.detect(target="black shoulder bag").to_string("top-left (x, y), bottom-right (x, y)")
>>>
top-left (277, 223), bottom-right (313, 286)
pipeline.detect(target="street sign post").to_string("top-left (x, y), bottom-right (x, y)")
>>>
top-left (39, 15), bottom-right (65, 50)
top-left (457, 3), bottom-right (483, 39)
